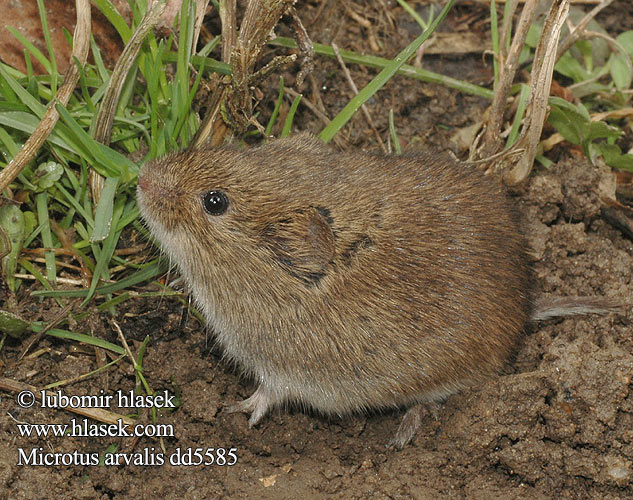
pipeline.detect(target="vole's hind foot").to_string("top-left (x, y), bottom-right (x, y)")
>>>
top-left (226, 387), bottom-right (274, 427)
top-left (388, 402), bottom-right (442, 450)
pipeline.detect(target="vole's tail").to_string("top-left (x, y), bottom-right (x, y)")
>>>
top-left (531, 296), bottom-right (627, 322)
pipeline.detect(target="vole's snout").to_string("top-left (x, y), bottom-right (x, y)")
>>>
top-left (137, 161), bottom-right (188, 233)
top-left (137, 163), bottom-right (167, 200)
top-left (137, 162), bottom-right (159, 195)
top-left (137, 165), bottom-right (162, 218)
top-left (137, 170), bottom-right (150, 192)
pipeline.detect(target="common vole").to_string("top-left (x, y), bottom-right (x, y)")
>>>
top-left (137, 133), bottom-right (532, 448)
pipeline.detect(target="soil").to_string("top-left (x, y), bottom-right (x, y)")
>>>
top-left (1, 1), bottom-right (633, 499)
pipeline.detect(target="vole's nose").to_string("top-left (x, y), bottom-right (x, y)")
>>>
top-left (137, 163), bottom-right (159, 195)
top-left (137, 164), bottom-right (173, 202)
top-left (137, 170), bottom-right (150, 192)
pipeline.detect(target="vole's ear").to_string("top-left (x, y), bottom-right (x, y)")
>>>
top-left (261, 207), bottom-right (335, 285)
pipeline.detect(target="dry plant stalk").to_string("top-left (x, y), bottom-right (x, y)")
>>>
top-left (504, 0), bottom-right (570, 184)
top-left (89, 0), bottom-right (167, 204)
top-left (474, 0), bottom-right (571, 184)
top-left (493, 0), bottom-right (602, 3)
top-left (557, 0), bottom-right (616, 58)
top-left (332, 43), bottom-right (385, 152)
top-left (0, 0), bottom-right (91, 194)
top-left (0, 377), bottom-right (135, 426)
top-left (477, 0), bottom-right (617, 183)
top-left (92, 1), bottom-right (166, 146)
top-left (219, 0), bottom-right (237, 64)
top-left (192, 0), bottom-right (298, 148)
top-left (288, 5), bottom-right (314, 87)
top-left (481, 0), bottom-right (538, 159)
top-left (192, 0), bottom-right (211, 50)
top-left (189, 0), bottom-right (237, 147)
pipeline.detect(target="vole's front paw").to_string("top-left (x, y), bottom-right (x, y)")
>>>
top-left (225, 386), bottom-right (274, 427)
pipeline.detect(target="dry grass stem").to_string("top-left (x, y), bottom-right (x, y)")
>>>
top-left (112, 319), bottom-right (137, 368)
top-left (219, 0), bottom-right (237, 63)
top-left (481, 0), bottom-right (538, 158)
top-left (0, 0), bottom-right (91, 193)
top-left (284, 88), bottom-right (347, 149)
top-left (498, 0), bottom-right (519, 57)
top-left (194, 0), bottom-right (297, 147)
top-left (89, 0), bottom-right (166, 204)
top-left (557, 0), bottom-right (616, 58)
top-left (504, 0), bottom-right (570, 184)
top-left (0, 377), bottom-right (135, 426)
top-left (18, 302), bottom-right (78, 360)
top-left (285, 87), bottom-right (329, 125)
top-left (193, 0), bottom-right (212, 50)
top-left (332, 43), bottom-right (386, 152)
top-left (288, 6), bottom-right (314, 87)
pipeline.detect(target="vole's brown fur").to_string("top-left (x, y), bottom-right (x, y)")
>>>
top-left (137, 133), bottom-right (532, 447)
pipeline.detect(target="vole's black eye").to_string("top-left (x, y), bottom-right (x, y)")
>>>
top-left (202, 190), bottom-right (229, 215)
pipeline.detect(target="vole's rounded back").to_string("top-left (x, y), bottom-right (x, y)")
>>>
top-left (137, 133), bottom-right (531, 429)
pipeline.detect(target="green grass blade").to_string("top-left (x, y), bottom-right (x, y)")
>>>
top-left (176, 0), bottom-right (195, 112)
top-left (34, 325), bottom-right (125, 355)
top-left (502, 0), bottom-right (513, 52)
top-left (0, 68), bottom-right (19, 102)
top-left (77, 62), bottom-right (96, 113)
top-left (32, 259), bottom-right (169, 298)
top-left (0, 111), bottom-right (74, 151)
top-left (281, 94), bottom-right (302, 138)
top-left (0, 126), bottom-right (19, 158)
top-left (197, 35), bottom-right (221, 58)
top-left (55, 104), bottom-right (139, 180)
top-left (81, 196), bottom-right (124, 306)
top-left (97, 292), bottom-right (131, 311)
top-left (396, 0), bottom-right (429, 30)
top-left (319, 0), bottom-right (455, 143)
top-left (506, 83), bottom-right (530, 147)
top-left (162, 51), bottom-right (231, 75)
top-left (269, 41), bottom-right (491, 105)
top-left (24, 50), bottom-right (35, 85)
top-left (265, 77), bottom-right (284, 136)
top-left (91, 176), bottom-right (120, 242)
top-left (5, 27), bottom-right (52, 74)
top-left (115, 204), bottom-right (140, 232)
top-left (36, 0), bottom-right (58, 92)
top-left (388, 109), bottom-right (402, 154)
top-left (18, 257), bottom-right (53, 290)
top-left (90, 35), bottom-right (110, 83)
top-left (92, 0), bottom-right (133, 43)
top-left (35, 192), bottom-right (56, 284)
top-left (0, 64), bottom-right (47, 117)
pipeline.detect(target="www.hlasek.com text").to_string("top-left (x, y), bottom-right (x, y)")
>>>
top-left (16, 418), bottom-right (173, 439)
